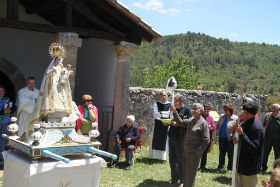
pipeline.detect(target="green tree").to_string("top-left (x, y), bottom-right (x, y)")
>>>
top-left (226, 80), bottom-right (239, 93)
top-left (266, 96), bottom-right (280, 112)
top-left (130, 32), bottom-right (280, 95)
top-left (142, 56), bottom-right (200, 89)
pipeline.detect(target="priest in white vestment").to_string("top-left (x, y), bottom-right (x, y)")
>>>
top-left (17, 77), bottom-right (39, 136)
top-left (148, 90), bottom-right (170, 161)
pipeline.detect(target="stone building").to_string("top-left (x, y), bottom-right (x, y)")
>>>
top-left (0, 0), bottom-right (161, 150)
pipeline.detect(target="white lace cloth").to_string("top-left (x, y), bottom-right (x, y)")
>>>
top-left (2, 150), bottom-right (106, 187)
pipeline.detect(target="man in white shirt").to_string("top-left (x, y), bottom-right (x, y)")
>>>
top-left (17, 77), bottom-right (39, 136)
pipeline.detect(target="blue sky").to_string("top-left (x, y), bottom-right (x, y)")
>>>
top-left (120, 0), bottom-right (280, 45)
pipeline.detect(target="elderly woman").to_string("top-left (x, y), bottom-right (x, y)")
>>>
top-left (216, 104), bottom-right (238, 171)
top-left (171, 103), bottom-right (209, 187)
top-left (200, 104), bottom-right (216, 170)
top-left (0, 86), bottom-right (16, 164)
top-left (75, 94), bottom-right (98, 135)
top-left (111, 115), bottom-right (140, 170)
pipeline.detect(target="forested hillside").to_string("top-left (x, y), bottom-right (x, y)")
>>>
top-left (130, 32), bottom-right (280, 95)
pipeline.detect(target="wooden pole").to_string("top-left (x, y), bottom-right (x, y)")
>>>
top-left (232, 132), bottom-right (239, 187)
top-left (232, 75), bottom-right (247, 187)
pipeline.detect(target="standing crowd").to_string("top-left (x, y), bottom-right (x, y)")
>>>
top-left (1, 77), bottom-right (280, 186)
top-left (143, 90), bottom-right (280, 187)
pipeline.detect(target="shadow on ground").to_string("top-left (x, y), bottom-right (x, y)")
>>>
top-left (136, 179), bottom-right (178, 187)
top-left (213, 176), bottom-right (231, 185)
top-left (135, 157), bottom-right (167, 165)
top-left (106, 158), bottom-right (165, 170)
top-left (199, 168), bottom-right (227, 174)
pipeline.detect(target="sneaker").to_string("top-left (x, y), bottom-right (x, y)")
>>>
top-left (261, 170), bottom-right (267, 174)
top-left (200, 167), bottom-right (207, 171)
top-left (261, 167), bottom-right (267, 174)
top-left (125, 164), bottom-right (131, 170)
top-left (109, 161), bottom-right (118, 168)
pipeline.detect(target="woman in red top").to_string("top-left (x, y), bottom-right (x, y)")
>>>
top-left (75, 94), bottom-right (98, 135)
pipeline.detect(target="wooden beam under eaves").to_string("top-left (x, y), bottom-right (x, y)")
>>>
top-left (25, 1), bottom-right (64, 14)
top-left (0, 17), bottom-right (136, 43)
top-left (7, 0), bottom-right (19, 20)
top-left (92, 0), bottom-right (153, 42)
top-left (65, 0), bottom-right (72, 27)
top-left (69, 0), bottom-right (126, 37)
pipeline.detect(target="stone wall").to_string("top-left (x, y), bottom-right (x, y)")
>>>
top-left (128, 87), bottom-right (267, 144)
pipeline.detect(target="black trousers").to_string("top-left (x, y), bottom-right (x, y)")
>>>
top-left (169, 137), bottom-right (184, 181)
top-left (200, 143), bottom-right (211, 169)
top-left (262, 136), bottom-right (280, 170)
top-left (218, 137), bottom-right (233, 170)
top-left (114, 143), bottom-right (135, 165)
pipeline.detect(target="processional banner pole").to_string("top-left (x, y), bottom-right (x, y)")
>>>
top-left (166, 77), bottom-right (177, 119)
top-left (232, 83), bottom-right (244, 187)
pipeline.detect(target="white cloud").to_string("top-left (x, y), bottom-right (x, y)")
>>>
top-left (158, 8), bottom-right (181, 16)
top-left (133, 0), bottom-right (185, 16)
top-left (230, 33), bottom-right (239, 37)
top-left (184, 8), bottom-right (192, 12)
top-left (176, 0), bottom-right (201, 3)
top-left (133, 0), bottom-right (163, 11)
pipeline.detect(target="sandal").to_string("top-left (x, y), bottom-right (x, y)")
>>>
top-left (168, 179), bottom-right (178, 184)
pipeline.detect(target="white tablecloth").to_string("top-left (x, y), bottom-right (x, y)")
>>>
top-left (3, 151), bottom-right (106, 187)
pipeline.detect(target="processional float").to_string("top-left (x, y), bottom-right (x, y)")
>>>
top-left (2, 43), bottom-right (117, 163)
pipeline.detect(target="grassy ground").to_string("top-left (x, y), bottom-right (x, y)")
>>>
top-left (100, 144), bottom-right (274, 187)
top-left (0, 144), bottom-right (273, 187)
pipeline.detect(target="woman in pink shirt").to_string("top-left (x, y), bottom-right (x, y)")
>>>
top-left (200, 104), bottom-right (216, 170)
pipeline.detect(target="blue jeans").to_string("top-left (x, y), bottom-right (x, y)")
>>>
top-left (0, 122), bottom-right (9, 161)
top-left (218, 137), bottom-right (233, 170)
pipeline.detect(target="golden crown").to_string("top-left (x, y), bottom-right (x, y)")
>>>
top-left (49, 42), bottom-right (66, 58)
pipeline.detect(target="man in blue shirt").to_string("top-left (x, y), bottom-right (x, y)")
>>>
top-left (0, 85), bottom-right (16, 167)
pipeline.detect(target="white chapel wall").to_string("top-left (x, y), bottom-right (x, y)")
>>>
top-left (75, 38), bottom-right (117, 107)
top-left (0, 27), bottom-right (52, 89)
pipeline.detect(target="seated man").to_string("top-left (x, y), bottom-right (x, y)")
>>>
top-left (111, 115), bottom-right (140, 170)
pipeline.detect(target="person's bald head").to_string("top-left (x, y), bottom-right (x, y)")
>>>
top-left (160, 90), bottom-right (168, 103)
top-left (272, 103), bottom-right (280, 116)
top-left (174, 93), bottom-right (184, 108)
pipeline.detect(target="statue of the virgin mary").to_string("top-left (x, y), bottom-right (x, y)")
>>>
top-left (29, 43), bottom-right (72, 130)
